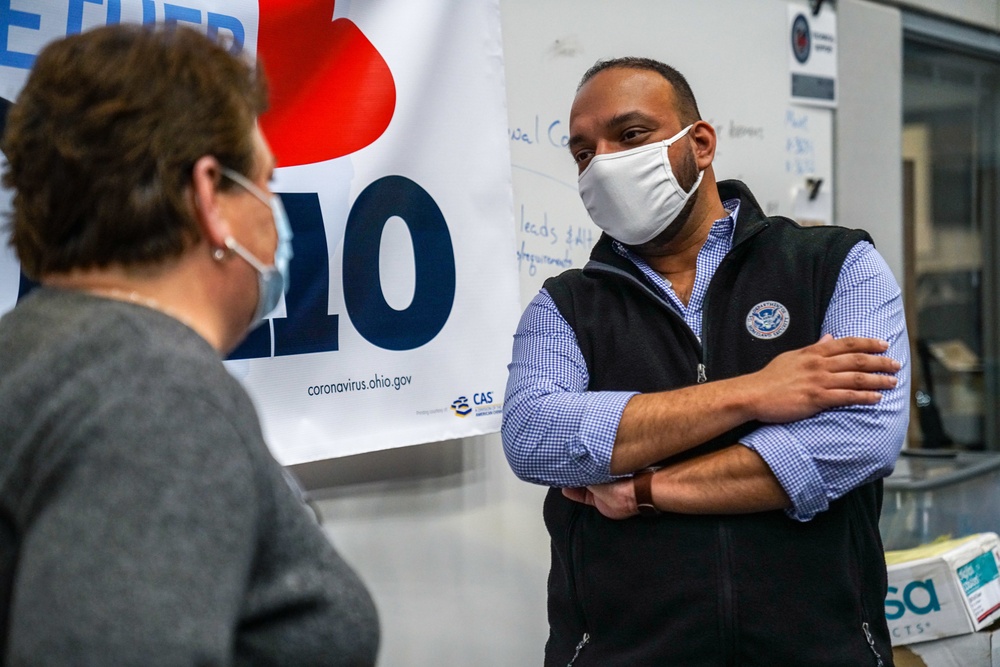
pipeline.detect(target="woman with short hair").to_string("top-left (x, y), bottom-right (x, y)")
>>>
top-left (0, 24), bottom-right (378, 666)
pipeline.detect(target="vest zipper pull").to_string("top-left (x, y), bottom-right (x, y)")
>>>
top-left (697, 363), bottom-right (707, 384)
top-left (862, 622), bottom-right (885, 667)
top-left (567, 633), bottom-right (590, 666)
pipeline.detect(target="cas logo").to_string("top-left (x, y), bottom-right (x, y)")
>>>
top-left (885, 579), bottom-right (941, 620)
top-left (450, 396), bottom-right (472, 417)
top-left (451, 391), bottom-right (499, 417)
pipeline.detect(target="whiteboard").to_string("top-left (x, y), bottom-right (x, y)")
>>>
top-left (499, 0), bottom-right (833, 307)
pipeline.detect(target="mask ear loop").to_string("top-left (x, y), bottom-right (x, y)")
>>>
top-left (224, 236), bottom-right (270, 273)
top-left (665, 124), bottom-right (695, 147)
top-left (220, 167), bottom-right (271, 206)
top-left (668, 124), bottom-right (702, 196)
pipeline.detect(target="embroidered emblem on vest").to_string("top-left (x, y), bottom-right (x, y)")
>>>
top-left (746, 301), bottom-right (790, 339)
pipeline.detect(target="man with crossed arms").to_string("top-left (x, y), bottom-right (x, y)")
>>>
top-left (502, 57), bottom-right (908, 666)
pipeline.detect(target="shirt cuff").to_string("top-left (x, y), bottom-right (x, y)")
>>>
top-left (741, 425), bottom-right (828, 522)
top-left (572, 390), bottom-right (638, 482)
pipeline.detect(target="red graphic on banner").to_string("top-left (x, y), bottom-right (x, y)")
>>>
top-left (257, 1), bottom-right (396, 166)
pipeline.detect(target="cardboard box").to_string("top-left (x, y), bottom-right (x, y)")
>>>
top-left (886, 533), bottom-right (1000, 646)
top-left (893, 622), bottom-right (1000, 667)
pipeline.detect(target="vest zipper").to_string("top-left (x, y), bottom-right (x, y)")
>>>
top-left (566, 633), bottom-right (590, 666)
top-left (697, 217), bottom-right (769, 385)
top-left (862, 622), bottom-right (885, 667)
top-left (585, 260), bottom-right (720, 384)
top-left (700, 280), bottom-right (711, 384)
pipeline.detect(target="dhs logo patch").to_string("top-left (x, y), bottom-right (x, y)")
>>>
top-left (746, 301), bottom-right (790, 340)
top-left (791, 13), bottom-right (811, 64)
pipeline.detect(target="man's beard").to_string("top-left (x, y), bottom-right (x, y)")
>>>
top-left (626, 146), bottom-right (700, 252)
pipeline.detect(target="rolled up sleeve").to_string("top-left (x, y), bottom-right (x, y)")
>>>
top-left (501, 290), bottom-right (636, 487)
top-left (742, 242), bottom-right (910, 521)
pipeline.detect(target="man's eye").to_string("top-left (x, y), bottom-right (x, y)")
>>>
top-left (573, 150), bottom-right (593, 164)
top-left (622, 128), bottom-right (646, 142)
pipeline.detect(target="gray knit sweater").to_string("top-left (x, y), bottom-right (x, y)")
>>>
top-left (0, 287), bottom-right (379, 666)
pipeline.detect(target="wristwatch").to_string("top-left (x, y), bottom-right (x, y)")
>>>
top-left (633, 467), bottom-right (661, 517)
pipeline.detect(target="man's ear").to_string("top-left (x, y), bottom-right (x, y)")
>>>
top-left (690, 120), bottom-right (717, 169)
top-left (190, 155), bottom-right (231, 249)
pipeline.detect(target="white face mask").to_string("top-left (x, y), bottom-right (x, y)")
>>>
top-left (578, 124), bottom-right (703, 246)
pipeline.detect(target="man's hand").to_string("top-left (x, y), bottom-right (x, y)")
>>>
top-left (563, 480), bottom-right (638, 520)
top-left (564, 445), bottom-right (793, 518)
top-left (610, 334), bottom-right (901, 476)
top-left (747, 334), bottom-right (900, 423)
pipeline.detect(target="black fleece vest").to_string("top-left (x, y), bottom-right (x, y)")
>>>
top-left (540, 181), bottom-right (892, 667)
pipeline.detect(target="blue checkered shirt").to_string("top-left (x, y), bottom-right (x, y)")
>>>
top-left (501, 200), bottom-right (910, 521)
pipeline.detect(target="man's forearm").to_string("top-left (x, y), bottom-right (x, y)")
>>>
top-left (649, 444), bottom-right (791, 514)
top-left (610, 380), bottom-right (754, 474)
top-left (609, 335), bottom-right (899, 475)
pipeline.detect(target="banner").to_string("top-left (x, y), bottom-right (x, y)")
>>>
top-left (0, 0), bottom-right (521, 464)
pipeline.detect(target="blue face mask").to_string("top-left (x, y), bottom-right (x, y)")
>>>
top-left (220, 167), bottom-right (293, 323)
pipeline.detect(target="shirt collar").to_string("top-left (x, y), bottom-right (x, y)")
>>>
top-left (612, 198), bottom-right (741, 260)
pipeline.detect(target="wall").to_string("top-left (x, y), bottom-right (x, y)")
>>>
top-left (303, 1), bottom-right (915, 665)
top-left (503, 0), bottom-right (838, 307)
top-left (837, 0), bottom-right (904, 281)
top-left (297, 435), bottom-right (549, 666)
